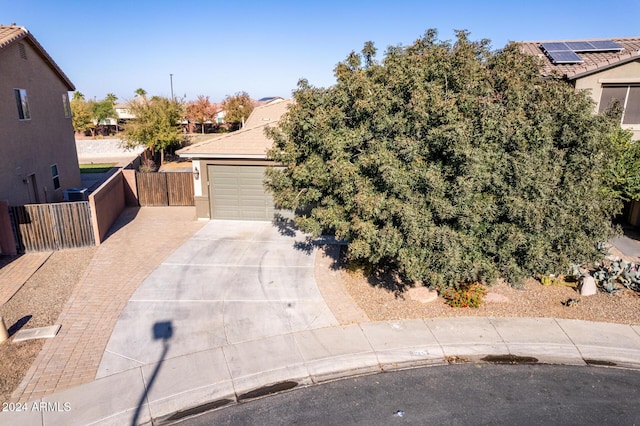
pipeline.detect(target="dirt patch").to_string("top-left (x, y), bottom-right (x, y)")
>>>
top-left (0, 247), bottom-right (97, 403)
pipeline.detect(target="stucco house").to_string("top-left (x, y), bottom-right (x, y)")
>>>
top-left (519, 37), bottom-right (640, 139)
top-left (177, 98), bottom-right (293, 220)
top-left (521, 37), bottom-right (640, 224)
top-left (0, 25), bottom-right (81, 205)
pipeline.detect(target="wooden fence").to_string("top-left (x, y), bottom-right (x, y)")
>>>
top-left (136, 172), bottom-right (194, 206)
top-left (9, 202), bottom-right (95, 252)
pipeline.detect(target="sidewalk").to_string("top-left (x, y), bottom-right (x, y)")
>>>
top-left (1, 317), bottom-right (639, 425)
top-left (1, 215), bottom-right (640, 425)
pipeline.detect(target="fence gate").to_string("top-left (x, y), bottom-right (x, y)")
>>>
top-left (9, 202), bottom-right (95, 252)
top-left (136, 172), bottom-right (194, 206)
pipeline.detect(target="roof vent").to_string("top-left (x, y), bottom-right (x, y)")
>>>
top-left (18, 42), bottom-right (26, 60)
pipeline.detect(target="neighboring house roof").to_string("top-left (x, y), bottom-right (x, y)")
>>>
top-left (244, 98), bottom-right (291, 129)
top-left (178, 98), bottom-right (293, 159)
top-left (0, 25), bottom-right (75, 90)
top-left (518, 37), bottom-right (640, 80)
top-left (256, 96), bottom-right (284, 105)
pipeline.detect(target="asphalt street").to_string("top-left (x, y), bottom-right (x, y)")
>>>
top-left (174, 364), bottom-right (640, 426)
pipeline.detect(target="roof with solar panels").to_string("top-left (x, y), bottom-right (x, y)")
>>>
top-left (518, 37), bottom-right (640, 80)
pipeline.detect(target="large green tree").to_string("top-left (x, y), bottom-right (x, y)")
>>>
top-left (265, 30), bottom-right (621, 288)
top-left (221, 91), bottom-right (255, 130)
top-left (121, 94), bottom-right (185, 165)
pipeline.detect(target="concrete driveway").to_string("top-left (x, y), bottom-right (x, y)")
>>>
top-left (96, 220), bottom-right (338, 378)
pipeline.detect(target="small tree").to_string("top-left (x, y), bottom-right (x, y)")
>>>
top-left (603, 127), bottom-right (640, 202)
top-left (70, 91), bottom-right (93, 135)
top-left (91, 99), bottom-right (117, 136)
top-left (265, 29), bottom-right (620, 289)
top-left (221, 91), bottom-right (255, 130)
top-left (121, 94), bottom-right (184, 166)
top-left (186, 95), bottom-right (217, 133)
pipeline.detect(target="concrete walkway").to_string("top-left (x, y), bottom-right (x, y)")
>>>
top-left (9, 207), bottom-right (204, 403)
top-left (1, 215), bottom-right (640, 425)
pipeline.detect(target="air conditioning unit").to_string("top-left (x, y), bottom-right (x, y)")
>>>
top-left (63, 187), bottom-right (88, 201)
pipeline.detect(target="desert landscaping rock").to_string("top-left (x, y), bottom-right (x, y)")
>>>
top-left (407, 287), bottom-right (438, 304)
top-left (484, 292), bottom-right (510, 303)
top-left (579, 275), bottom-right (597, 296)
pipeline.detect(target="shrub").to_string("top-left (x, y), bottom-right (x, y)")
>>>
top-left (265, 29), bottom-right (620, 290)
top-left (439, 283), bottom-right (487, 308)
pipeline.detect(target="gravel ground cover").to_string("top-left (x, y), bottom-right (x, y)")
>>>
top-left (0, 247), bottom-right (96, 404)
top-left (341, 248), bottom-right (640, 325)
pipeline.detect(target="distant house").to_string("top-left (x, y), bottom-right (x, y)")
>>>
top-left (114, 102), bottom-right (135, 120)
top-left (519, 37), bottom-right (640, 139)
top-left (177, 98), bottom-right (293, 220)
top-left (0, 25), bottom-right (81, 205)
top-left (256, 96), bottom-right (284, 106)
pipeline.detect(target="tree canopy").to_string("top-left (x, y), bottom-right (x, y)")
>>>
top-left (221, 91), bottom-right (255, 130)
top-left (186, 95), bottom-right (218, 133)
top-left (69, 92), bottom-right (116, 136)
top-left (70, 91), bottom-right (93, 134)
top-left (265, 29), bottom-right (621, 288)
top-left (120, 94), bottom-right (184, 164)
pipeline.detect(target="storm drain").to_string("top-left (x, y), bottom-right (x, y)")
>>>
top-left (481, 354), bottom-right (539, 364)
top-left (162, 399), bottom-right (234, 423)
top-left (584, 359), bottom-right (617, 367)
top-left (238, 381), bottom-right (299, 401)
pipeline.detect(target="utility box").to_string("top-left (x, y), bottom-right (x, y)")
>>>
top-left (63, 187), bottom-right (88, 202)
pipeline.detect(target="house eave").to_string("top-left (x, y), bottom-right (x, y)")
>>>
top-left (566, 54), bottom-right (640, 81)
top-left (178, 153), bottom-right (269, 160)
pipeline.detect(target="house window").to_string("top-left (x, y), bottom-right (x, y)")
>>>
top-left (62, 93), bottom-right (71, 118)
top-left (599, 85), bottom-right (640, 126)
top-left (14, 88), bottom-right (31, 120)
top-left (51, 164), bottom-right (60, 190)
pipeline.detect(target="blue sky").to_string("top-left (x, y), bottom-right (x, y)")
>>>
top-left (3, 0), bottom-right (639, 103)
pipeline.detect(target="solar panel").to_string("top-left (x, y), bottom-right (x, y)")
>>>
top-left (547, 50), bottom-right (583, 64)
top-left (588, 40), bottom-right (623, 51)
top-left (541, 42), bottom-right (570, 52)
top-left (565, 41), bottom-right (595, 51)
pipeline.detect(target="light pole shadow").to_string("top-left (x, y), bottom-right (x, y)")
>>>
top-left (131, 320), bottom-right (173, 426)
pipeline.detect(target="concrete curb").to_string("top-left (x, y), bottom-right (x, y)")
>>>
top-left (2, 317), bottom-right (639, 425)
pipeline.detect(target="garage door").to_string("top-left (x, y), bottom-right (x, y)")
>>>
top-left (208, 165), bottom-right (288, 221)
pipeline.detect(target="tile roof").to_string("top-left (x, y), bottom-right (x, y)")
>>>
top-left (244, 98), bottom-right (292, 129)
top-left (178, 98), bottom-right (293, 158)
top-left (0, 25), bottom-right (75, 90)
top-left (518, 37), bottom-right (640, 80)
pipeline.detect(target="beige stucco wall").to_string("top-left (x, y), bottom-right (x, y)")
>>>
top-left (89, 170), bottom-right (125, 245)
top-left (0, 39), bottom-right (81, 205)
top-left (574, 59), bottom-right (640, 140)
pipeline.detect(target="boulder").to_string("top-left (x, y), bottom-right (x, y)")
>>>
top-left (407, 287), bottom-right (438, 303)
top-left (578, 275), bottom-right (597, 296)
top-left (484, 292), bottom-right (509, 303)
